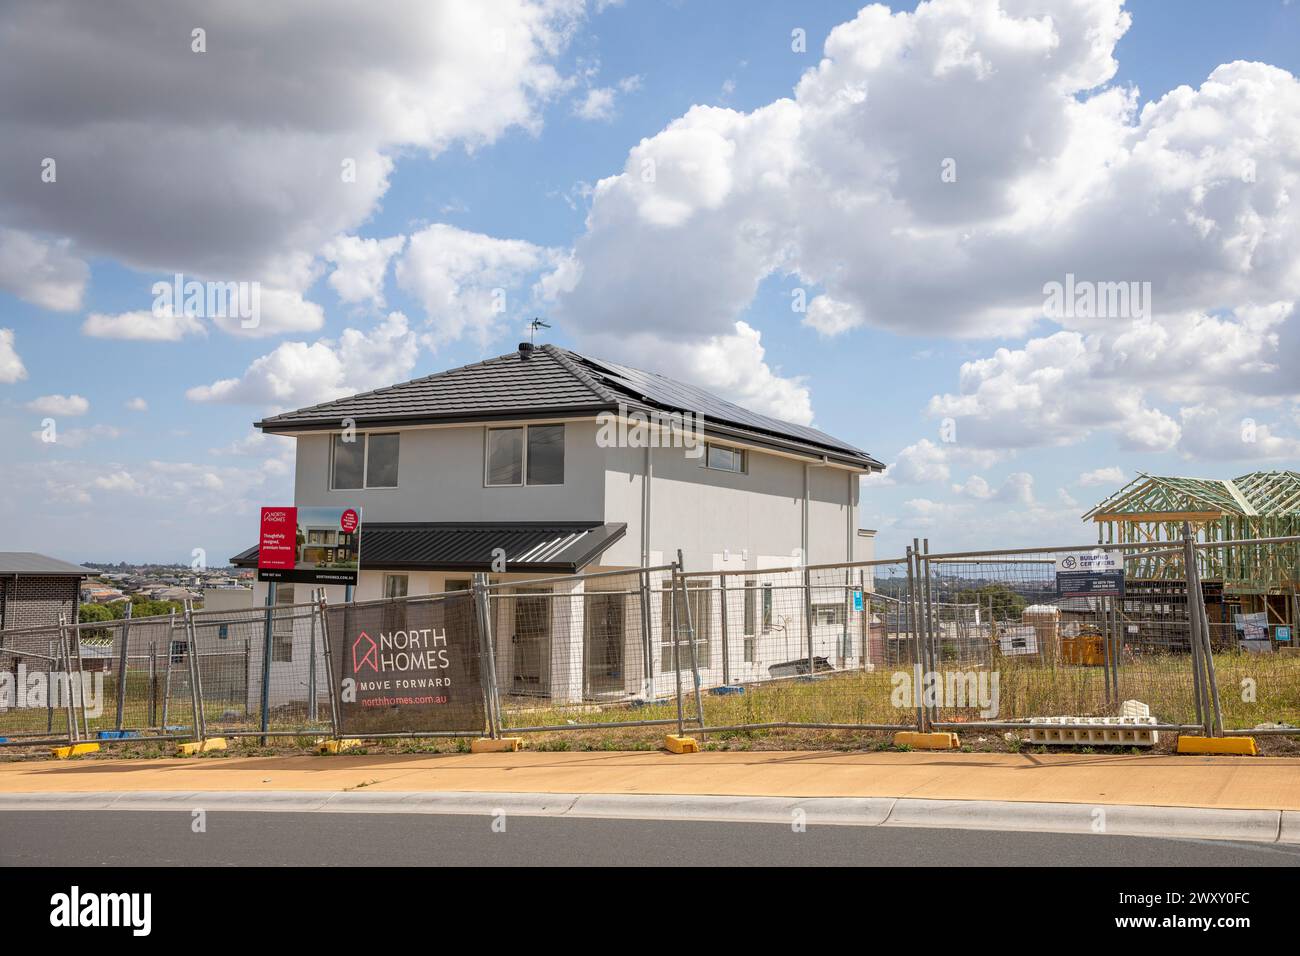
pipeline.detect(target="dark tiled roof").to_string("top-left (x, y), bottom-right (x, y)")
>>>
top-left (256, 344), bottom-right (881, 469)
top-left (257, 347), bottom-right (608, 429)
top-left (0, 552), bottom-right (93, 576)
top-left (231, 522), bottom-right (626, 575)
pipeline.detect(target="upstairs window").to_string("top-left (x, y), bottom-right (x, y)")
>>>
top-left (704, 442), bottom-right (745, 473)
top-left (331, 432), bottom-right (400, 489)
top-left (486, 424), bottom-right (564, 486)
top-left (527, 424), bottom-right (565, 484)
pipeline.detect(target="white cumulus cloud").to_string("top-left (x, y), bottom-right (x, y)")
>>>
top-left (186, 311), bottom-right (419, 409)
top-left (27, 393), bottom-right (89, 416)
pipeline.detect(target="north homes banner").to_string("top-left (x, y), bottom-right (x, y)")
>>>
top-left (326, 593), bottom-right (486, 735)
top-left (257, 505), bottom-right (362, 585)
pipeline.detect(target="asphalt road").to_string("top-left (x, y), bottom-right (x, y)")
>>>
top-left (2, 811), bottom-right (1299, 866)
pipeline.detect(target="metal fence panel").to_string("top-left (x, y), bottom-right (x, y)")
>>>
top-left (191, 600), bottom-right (333, 737)
top-left (1195, 539), bottom-right (1300, 736)
top-left (0, 625), bottom-right (76, 743)
top-left (923, 547), bottom-right (1201, 732)
top-left (681, 559), bottom-right (919, 732)
top-left (488, 567), bottom-right (682, 733)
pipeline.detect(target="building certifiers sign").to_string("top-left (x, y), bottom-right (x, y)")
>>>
top-left (326, 593), bottom-right (486, 735)
top-left (1055, 551), bottom-right (1125, 598)
top-left (1235, 611), bottom-right (1269, 642)
top-left (257, 505), bottom-right (362, 585)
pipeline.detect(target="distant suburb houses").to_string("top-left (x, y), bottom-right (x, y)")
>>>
top-left (231, 343), bottom-right (883, 703)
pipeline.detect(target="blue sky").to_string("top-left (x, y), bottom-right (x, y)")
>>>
top-left (1, 0), bottom-right (1298, 564)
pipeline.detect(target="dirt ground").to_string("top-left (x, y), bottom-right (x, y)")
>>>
top-left (3, 722), bottom-right (1297, 762)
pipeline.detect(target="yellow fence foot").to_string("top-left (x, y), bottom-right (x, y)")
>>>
top-left (177, 738), bottom-right (228, 756)
top-left (470, 737), bottom-right (523, 753)
top-left (51, 742), bottom-right (100, 759)
top-left (664, 735), bottom-right (700, 754)
top-left (1176, 735), bottom-right (1257, 756)
top-left (317, 738), bottom-right (363, 754)
top-left (893, 731), bottom-right (960, 750)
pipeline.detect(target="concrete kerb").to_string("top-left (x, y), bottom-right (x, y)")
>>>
top-left (2, 790), bottom-right (1297, 844)
top-left (883, 798), bottom-right (1285, 843)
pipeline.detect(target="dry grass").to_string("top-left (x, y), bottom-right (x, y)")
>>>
top-left (4, 651), bottom-right (1298, 759)
top-left (498, 651), bottom-right (1300, 732)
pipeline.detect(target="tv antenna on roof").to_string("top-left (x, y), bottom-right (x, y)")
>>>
top-left (528, 317), bottom-right (551, 346)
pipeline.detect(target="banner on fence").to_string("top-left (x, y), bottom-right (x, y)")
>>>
top-left (327, 593), bottom-right (484, 735)
top-left (1055, 551), bottom-right (1125, 598)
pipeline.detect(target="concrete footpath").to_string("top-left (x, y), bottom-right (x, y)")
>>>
top-left (2, 751), bottom-right (1299, 844)
top-left (1, 750), bottom-right (1299, 808)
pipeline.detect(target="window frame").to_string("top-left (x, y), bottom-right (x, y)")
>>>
top-left (484, 423), bottom-right (565, 487)
top-left (702, 441), bottom-right (746, 474)
top-left (383, 574), bottom-right (409, 600)
top-left (812, 603), bottom-right (846, 627)
top-left (271, 583), bottom-right (295, 663)
top-left (363, 432), bottom-right (401, 489)
top-left (525, 423), bottom-right (566, 486)
top-left (330, 431), bottom-right (401, 491)
top-left (742, 579), bottom-right (757, 663)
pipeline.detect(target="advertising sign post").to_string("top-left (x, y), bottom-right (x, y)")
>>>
top-left (257, 506), bottom-right (362, 585)
top-left (255, 505), bottom-right (362, 741)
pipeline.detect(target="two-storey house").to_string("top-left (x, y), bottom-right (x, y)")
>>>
top-left (231, 343), bottom-right (882, 703)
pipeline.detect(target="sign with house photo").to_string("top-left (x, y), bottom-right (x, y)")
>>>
top-left (256, 505), bottom-right (363, 585)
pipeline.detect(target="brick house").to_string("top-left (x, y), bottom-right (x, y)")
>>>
top-left (0, 553), bottom-right (93, 629)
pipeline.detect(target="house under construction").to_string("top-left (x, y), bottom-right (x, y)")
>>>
top-left (1083, 471), bottom-right (1300, 632)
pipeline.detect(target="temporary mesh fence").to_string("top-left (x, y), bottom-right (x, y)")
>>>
top-left (678, 559), bottom-right (919, 732)
top-left (5, 532), bottom-right (1298, 748)
top-left (1193, 539), bottom-right (1300, 737)
top-left (0, 612), bottom-right (210, 745)
top-left (190, 599), bottom-right (333, 738)
top-left (0, 599), bottom-right (336, 746)
top-left (487, 567), bottom-right (681, 734)
top-left (0, 624), bottom-right (77, 743)
top-left (920, 545), bottom-right (1202, 733)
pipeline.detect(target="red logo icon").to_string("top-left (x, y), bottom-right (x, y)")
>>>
top-left (352, 631), bottom-right (378, 673)
top-left (340, 508), bottom-right (359, 534)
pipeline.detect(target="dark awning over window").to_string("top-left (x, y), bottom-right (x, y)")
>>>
top-left (231, 522), bottom-right (626, 575)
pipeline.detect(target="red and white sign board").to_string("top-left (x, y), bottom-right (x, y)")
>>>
top-left (256, 505), bottom-right (362, 585)
top-left (258, 507), bottom-right (298, 570)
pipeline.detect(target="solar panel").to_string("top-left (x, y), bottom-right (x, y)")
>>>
top-left (573, 353), bottom-right (870, 458)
